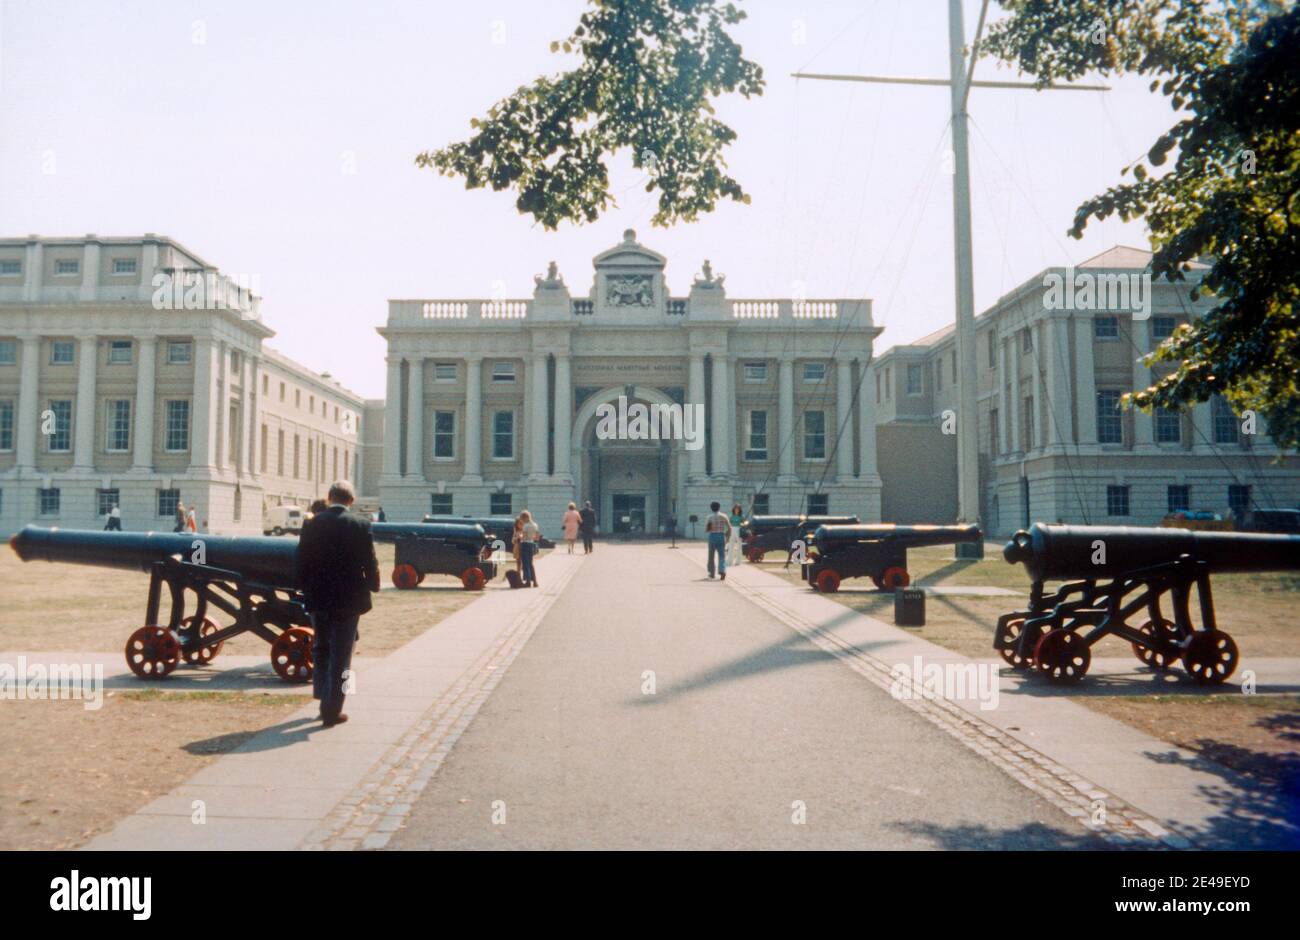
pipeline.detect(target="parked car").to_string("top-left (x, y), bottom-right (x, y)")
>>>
top-left (1239, 509), bottom-right (1300, 534)
top-left (263, 505), bottom-right (306, 536)
top-left (1159, 510), bottom-right (1234, 531)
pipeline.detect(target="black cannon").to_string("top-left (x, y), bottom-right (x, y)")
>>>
top-left (996, 523), bottom-right (1300, 683)
top-left (421, 514), bottom-right (556, 550)
top-left (371, 522), bottom-right (496, 590)
top-left (740, 515), bottom-right (860, 562)
top-left (802, 523), bottom-right (983, 593)
top-left (10, 525), bottom-right (314, 683)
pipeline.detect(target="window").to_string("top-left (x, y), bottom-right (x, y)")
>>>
top-left (47, 400), bottom-right (72, 451)
top-left (0, 260), bottom-right (21, 276)
top-left (1152, 316), bottom-right (1177, 341)
top-left (751, 493), bottom-right (770, 516)
top-left (744, 410), bottom-right (768, 461)
top-left (434, 362), bottom-right (457, 382)
top-left (950, 351), bottom-right (957, 384)
top-left (433, 410), bottom-right (456, 458)
top-left (807, 494), bottom-right (829, 516)
top-left (1094, 316), bottom-right (1119, 340)
top-left (906, 363), bottom-right (923, 396)
top-left (875, 370), bottom-right (881, 403)
top-left (1155, 407), bottom-right (1182, 444)
top-left (262, 374), bottom-right (269, 395)
top-left (885, 366), bottom-right (891, 399)
top-left (107, 339), bottom-right (132, 364)
top-left (743, 362), bottom-right (768, 383)
top-left (97, 488), bottom-right (119, 516)
top-left (0, 340), bottom-right (14, 365)
top-left (308, 394), bottom-right (314, 413)
top-left (166, 341), bottom-right (192, 364)
top-left (1096, 390), bottom-right (1123, 444)
top-left (51, 341), bottom-right (74, 365)
top-left (990, 408), bottom-right (999, 456)
top-left (0, 400), bottom-right (13, 451)
top-left (157, 488), bottom-right (180, 518)
top-left (55, 259), bottom-right (79, 275)
top-left (492, 410), bottom-right (514, 459)
top-left (1021, 328), bottom-right (1033, 353)
top-left (492, 361), bottom-right (516, 382)
top-left (279, 382), bottom-right (286, 402)
top-left (260, 424), bottom-right (268, 473)
top-left (1212, 396), bottom-right (1238, 444)
top-left (276, 429), bottom-right (285, 475)
top-left (1167, 485), bottom-right (1190, 514)
top-left (935, 360), bottom-right (943, 391)
top-left (39, 487), bottom-right (60, 515)
top-left (1228, 484), bottom-right (1252, 516)
top-left (490, 492), bottom-right (512, 515)
top-left (295, 390), bottom-right (301, 408)
top-left (230, 350), bottom-right (241, 372)
top-left (1106, 485), bottom-right (1130, 517)
top-left (307, 437), bottom-right (313, 479)
top-left (1022, 396), bottom-right (1035, 450)
top-left (430, 494), bottom-right (454, 515)
top-left (105, 400), bottom-right (131, 451)
top-left (164, 400), bottom-right (190, 451)
top-left (987, 332), bottom-right (996, 368)
top-left (112, 258), bottom-right (137, 275)
top-left (803, 410), bottom-right (826, 460)
top-left (293, 435), bottom-right (300, 478)
top-left (802, 362), bottom-right (826, 384)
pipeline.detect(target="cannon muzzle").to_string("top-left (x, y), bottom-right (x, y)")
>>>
top-left (1004, 523), bottom-right (1300, 582)
top-left (813, 523), bottom-right (982, 549)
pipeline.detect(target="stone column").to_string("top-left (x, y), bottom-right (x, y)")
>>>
top-left (835, 357), bottom-right (854, 481)
top-left (1131, 317), bottom-right (1154, 447)
top-left (778, 356), bottom-right (796, 481)
top-left (463, 356), bottom-right (482, 481)
top-left (857, 360), bottom-right (879, 482)
top-left (1191, 400), bottom-right (1213, 449)
top-left (192, 338), bottom-right (216, 470)
top-left (72, 334), bottom-right (97, 471)
top-left (1031, 321), bottom-right (1045, 452)
top-left (530, 354), bottom-right (549, 477)
top-left (382, 357), bottom-right (402, 479)
top-left (406, 356), bottom-right (424, 478)
top-left (244, 354), bottom-right (259, 476)
top-left (996, 334), bottom-right (1008, 454)
top-left (80, 239), bottom-right (101, 302)
top-left (1074, 317), bottom-right (1097, 445)
top-left (133, 337), bottom-right (157, 471)
top-left (688, 353), bottom-right (707, 480)
top-left (1045, 316), bottom-right (1071, 447)
top-left (216, 343), bottom-right (232, 469)
top-left (1009, 335), bottom-right (1022, 453)
top-left (554, 353), bottom-right (572, 477)
top-left (23, 240), bottom-right (43, 302)
top-left (711, 353), bottom-right (732, 477)
top-left (15, 336), bottom-right (40, 471)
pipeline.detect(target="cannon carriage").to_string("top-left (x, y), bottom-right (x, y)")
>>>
top-left (995, 523), bottom-right (1300, 684)
top-left (802, 523), bottom-right (983, 592)
top-left (10, 525), bottom-right (316, 683)
top-left (739, 515), bottom-right (859, 563)
top-left (371, 522), bottom-right (497, 590)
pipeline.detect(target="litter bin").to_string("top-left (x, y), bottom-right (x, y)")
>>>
top-left (894, 587), bottom-right (925, 626)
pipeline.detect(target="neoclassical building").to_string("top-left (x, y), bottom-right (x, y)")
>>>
top-left (377, 230), bottom-right (883, 532)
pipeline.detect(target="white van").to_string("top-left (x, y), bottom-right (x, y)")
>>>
top-left (263, 505), bottom-right (306, 536)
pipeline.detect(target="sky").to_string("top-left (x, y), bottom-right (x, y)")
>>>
top-left (0, 0), bottom-right (1177, 398)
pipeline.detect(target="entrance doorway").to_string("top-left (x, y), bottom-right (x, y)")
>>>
top-left (612, 494), bottom-right (647, 534)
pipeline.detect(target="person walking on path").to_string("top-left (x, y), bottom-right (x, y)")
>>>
top-left (104, 505), bottom-right (122, 531)
top-left (579, 501), bottom-right (597, 555)
top-left (705, 501), bottom-right (731, 580)
top-left (186, 508), bottom-right (198, 533)
top-left (174, 500), bottom-right (187, 533)
top-left (295, 480), bottom-right (380, 728)
top-left (519, 510), bottom-right (542, 587)
top-left (511, 514), bottom-right (524, 580)
top-left (726, 502), bottom-right (744, 567)
top-left (562, 502), bottom-right (582, 554)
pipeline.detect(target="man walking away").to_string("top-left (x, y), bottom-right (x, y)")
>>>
top-left (295, 480), bottom-right (380, 727)
top-left (519, 510), bottom-right (542, 587)
top-left (104, 505), bottom-right (122, 531)
top-left (579, 500), bottom-right (597, 555)
top-left (705, 501), bottom-right (731, 580)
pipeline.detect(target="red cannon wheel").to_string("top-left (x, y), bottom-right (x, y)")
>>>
top-left (880, 566), bottom-right (910, 591)
top-left (180, 615), bottom-right (224, 665)
top-left (994, 617), bottom-right (1034, 670)
top-left (815, 568), bottom-right (842, 593)
top-left (1033, 628), bottom-right (1091, 682)
top-left (1182, 629), bottom-right (1238, 684)
top-left (1132, 618), bottom-right (1180, 671)
top-left (461, 567), bottom-right (487, 591)
top-left (271, 627), bottom-right (314, 683)
top-left (391, 564), bottom-right (420, 590)
top-left (125, 625), bottom-right (181, 679)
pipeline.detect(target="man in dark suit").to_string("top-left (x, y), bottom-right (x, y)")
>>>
top-left (295, 480), bottom-right (380, 727)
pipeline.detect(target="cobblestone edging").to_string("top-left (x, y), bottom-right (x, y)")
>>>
top-left (725, 571), bottom-right (1193, 849)
top-left (299, 558), bottom-right (586, 851)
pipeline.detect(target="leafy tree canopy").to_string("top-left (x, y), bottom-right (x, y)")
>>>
top-left (418, 0), bottom-right (764, 230)
top-left (984, 0), bottom-right (1300, 450)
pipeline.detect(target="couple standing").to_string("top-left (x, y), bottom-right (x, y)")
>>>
top-left (704, 500), bottom-right (743, 580)
top-left (562, 500), bottom-right (597, 554)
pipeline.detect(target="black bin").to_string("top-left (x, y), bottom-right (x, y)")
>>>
top-left (894, 588), bottom-right (925, 626)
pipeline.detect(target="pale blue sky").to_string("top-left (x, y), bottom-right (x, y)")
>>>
top-left (0, 0), bottom-right (1174, 397)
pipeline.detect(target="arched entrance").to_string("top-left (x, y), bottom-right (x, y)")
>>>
top-left (571, 386), bottom-right (684, 537)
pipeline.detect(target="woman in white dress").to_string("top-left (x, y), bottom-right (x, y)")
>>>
top-left (726, 503), bottom-right (744, 567)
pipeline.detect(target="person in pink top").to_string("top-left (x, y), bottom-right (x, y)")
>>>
top-left (562, 502), bottom-right (582, 554)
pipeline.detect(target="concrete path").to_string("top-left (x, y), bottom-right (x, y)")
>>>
top-left (388, 543), bottom-right (1107, 850)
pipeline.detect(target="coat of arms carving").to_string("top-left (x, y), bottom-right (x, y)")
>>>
top-left (605, 274), bottom-right (654, 308)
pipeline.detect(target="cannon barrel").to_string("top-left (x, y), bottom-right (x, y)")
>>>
top-left (743, 514), bottom-right (859, 534)
top-left (1003, 523), bottom-right (1300, 582)
top-left (371, 522), bottom-right (488, 545)
top-left (9, 525), bottom-right (301, 587)
top-left (813, 523), bottom-right (982, 549)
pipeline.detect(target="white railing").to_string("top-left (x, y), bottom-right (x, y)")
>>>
top-left (732, 300), bottom-right (780, 319)
top-left (730, 299), bottom-right (848, 321)
top-left (421, 301), bottom-right (469, 319)
top-left (792, 301), bottom-right (838, 319)
top-left (480, 300), bottom-right (528, 319)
